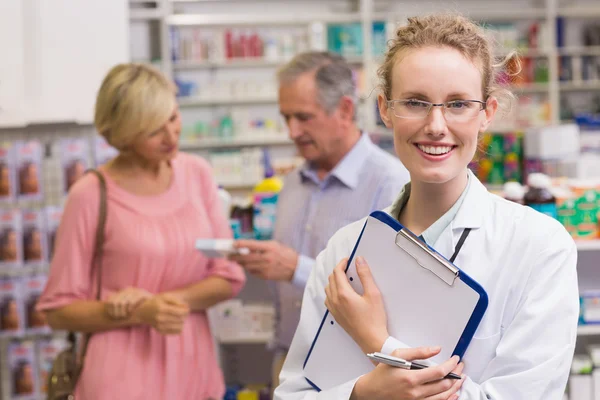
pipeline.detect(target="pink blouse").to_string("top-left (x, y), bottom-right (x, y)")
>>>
top-left (37, 152), bottom-right (246, 400)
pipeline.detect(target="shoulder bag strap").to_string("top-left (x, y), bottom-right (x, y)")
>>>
top-left (69, 169), bottom-right (108, 382)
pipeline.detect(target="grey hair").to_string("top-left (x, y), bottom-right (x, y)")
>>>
top-left (277, 51), bottom-right (357, 118)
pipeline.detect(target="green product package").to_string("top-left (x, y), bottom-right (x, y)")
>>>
top-left (557, 198), bottom-right (578, 236)
top-left (575, 190), bottom-right (599, 239)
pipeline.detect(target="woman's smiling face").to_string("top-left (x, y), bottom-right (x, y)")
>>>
top-left (379, 46), bottom-right (498, 185)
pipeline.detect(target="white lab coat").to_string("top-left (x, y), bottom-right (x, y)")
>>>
top-left (274, 171), bottom-right (579, 400)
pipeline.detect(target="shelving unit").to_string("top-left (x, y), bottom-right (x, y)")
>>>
top-left (180, 135), bottom-right (291, 150)
top-left (219, 334), bottom-right (273, 345)
top-left (576, 240), bottom-right (600, 252)
top-left (578, 325), bottom-right (600, 336)
top-left (178, 95), bottom-right (278, 107)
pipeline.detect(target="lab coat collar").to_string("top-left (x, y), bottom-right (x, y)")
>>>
top-left (450, 169), bottom-right (489, 231)
top-left (381, 169), bottom-right (490, 231)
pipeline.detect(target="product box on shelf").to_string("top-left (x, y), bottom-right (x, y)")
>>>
top-left (208, 299), bottom-right (275, 343)
top-left (44, 207), bottom-right (63, 262)
top-left (470, 132), bottom-right (525, 186)
top-left (14, 141), bottom-right (44, 203)
top-left (59, 138), bottom-right (89, 194)
top-left (21, 209), bottom-right (46, 267)
top-left (0, 209), bottom-right (23, 270)
top-left (0, 142), bottom-right (17, 204)
top-left (23, 275), bottom-right (49, 335)
top-left (580, 291), bottom-right (600, 325)
top-left (555, 181), bottom-right (600, 240)
top-left (37, 337), bottom-right (68, 397)
top-left (0, 277), bottom-right (24, 337)
top-left (7, 339), bottom-right (38, 400)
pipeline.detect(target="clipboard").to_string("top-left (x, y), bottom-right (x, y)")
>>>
top-left (303, 211), bottom-right (488, 391)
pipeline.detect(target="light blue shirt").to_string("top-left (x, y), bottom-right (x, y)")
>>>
top-left (389, 172), bottom-right (471, 245)
top-left (273, 132), bottom-right (410, 349)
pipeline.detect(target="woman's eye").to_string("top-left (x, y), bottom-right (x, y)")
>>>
top-left (448, 101), bottom-right (468, 109)
top-left (405, 100), bottom-right (427, 108)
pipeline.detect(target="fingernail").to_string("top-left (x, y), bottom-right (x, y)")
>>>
top-left (429, 346), bottom-right (441, 352)
top-left (356, 256), bottom-right (365, 266)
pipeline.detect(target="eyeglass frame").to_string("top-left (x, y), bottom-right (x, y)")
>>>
top-left (385, 98), bottom-right (488, 120)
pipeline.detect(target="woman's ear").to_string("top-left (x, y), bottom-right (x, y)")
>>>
top-left (377, 93), bottom-right (393, 128)
top-left (480, 97), bottom-right (499, 133)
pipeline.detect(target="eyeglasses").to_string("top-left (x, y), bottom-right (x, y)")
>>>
top-left (386, 99), bottom-right (487, 122)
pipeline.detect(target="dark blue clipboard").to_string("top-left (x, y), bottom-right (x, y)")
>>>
top-left (303, 211), bottom-right (489, 392)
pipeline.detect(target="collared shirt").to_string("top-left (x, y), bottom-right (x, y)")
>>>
top-left (389, 172), bottom-right (471, 245)
top-left (273, 132), bottom-right (410, 349)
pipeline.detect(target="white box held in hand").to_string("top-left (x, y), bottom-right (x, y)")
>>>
top-left (195, 239), bottom-right (249, 258)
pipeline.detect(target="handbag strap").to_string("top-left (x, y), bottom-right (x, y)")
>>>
top-left (87, 169), bottom-right (107, 302)
top-left (67, 169), bottom-right (108, 377)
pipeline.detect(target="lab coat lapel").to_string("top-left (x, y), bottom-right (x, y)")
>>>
top-left (432, 170), bottom-right (491, 266)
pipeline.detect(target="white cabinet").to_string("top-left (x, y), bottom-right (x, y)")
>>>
top-left (0, 2), bottom-right (26, 127)
top-left (1, 1), bottom-right (130, 126)
top-left (22, 0), bottom-right (130, 124)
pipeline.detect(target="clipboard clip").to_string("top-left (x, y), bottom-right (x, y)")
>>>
top-left (395, 229), bottom-right (459, 286)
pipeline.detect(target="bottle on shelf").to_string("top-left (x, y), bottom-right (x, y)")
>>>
top-left (503, 181), bottom-right (526, 204)
top-left (524, 173), bottom-right (557, 219)
top-left (252, 148), bottom-right (283, 240)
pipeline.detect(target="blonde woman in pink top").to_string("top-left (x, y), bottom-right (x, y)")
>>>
top-left (37, 63), bottom-right (246, 399)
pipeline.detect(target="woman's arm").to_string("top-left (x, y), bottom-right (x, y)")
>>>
top-left (166, 276), bottom-right (234, 312)
top-left (44, 300), bottom-right (142, 333)
top-left (46, 292), bottom-right (190, 335)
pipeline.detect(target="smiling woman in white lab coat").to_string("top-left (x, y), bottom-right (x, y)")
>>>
top-left (274, 13), bottom-right (579, 400)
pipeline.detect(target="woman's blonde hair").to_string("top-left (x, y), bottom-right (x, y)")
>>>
top-left (94, 63), bottom-right (177, 151)
top-left (378, 13), bottom-right (515, 114)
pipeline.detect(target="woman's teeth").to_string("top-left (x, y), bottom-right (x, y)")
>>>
top-left (417, 145), bottom-right (453, 155)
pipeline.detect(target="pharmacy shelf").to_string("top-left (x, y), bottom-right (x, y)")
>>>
top-left (510, 83), bottom-right (550, 93)
top-left (558, 46), bottom-right (600, 57)
top-left (174, 58), bottom-right (283, 70)
top-left (558, 6), bottom-right (600, 18)
top-left (218, 334), bottom-right (273, 345)
top-left (174, 55), bottom-right (363, 70)
top-left (0, 331), bottom-right (67, 341)
top-left (496, 48), bottom-right (549, 58)
top-left (0, 265), bottom-right (49, 277)
top-left (178, 95), bottom-right (278, 107)
top-left (578, 325), bottom-right (600, 336)
top-left (167, 12), bottom-right (361, 27)
top-left (129, 8), bottom-right (163, 20)
top-left (180, 135), bottom-right (292, 149)
top-left (560, 81), bottom-right (600, 92)
top-left (376, 9), bottom-right (547, 23)
top-left (576, 240), bottom-right (600, 252)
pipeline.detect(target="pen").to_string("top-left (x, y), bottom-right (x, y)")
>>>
top-left (367, 352), bottom-right (462, 380)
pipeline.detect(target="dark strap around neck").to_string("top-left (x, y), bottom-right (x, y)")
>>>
top-left (450, 228), bottom-right (471, 263)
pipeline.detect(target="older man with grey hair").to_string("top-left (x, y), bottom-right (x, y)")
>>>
top-left (231, 51), bottom-right (410, 391)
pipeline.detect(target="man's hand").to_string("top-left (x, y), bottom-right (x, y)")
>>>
top-left (230, 240), bottom-right (299, 282)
